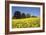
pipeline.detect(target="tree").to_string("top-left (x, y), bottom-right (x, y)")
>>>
top-left (26, 14), bottom-right (30, 18)
top-left (21, 13), bottom-right (26, 18)
top-left (12, 16), bottom-right (15, 19)
top-left (14, 11), bottom-right (21, 19)
top-left (32, 16), bottom-right (37, 17)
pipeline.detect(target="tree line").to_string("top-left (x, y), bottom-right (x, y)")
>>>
top-left (12, 11), bottom-right (37, 19)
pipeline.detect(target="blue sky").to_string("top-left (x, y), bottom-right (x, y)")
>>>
top-left (12, 6), bottom-right (40, 17)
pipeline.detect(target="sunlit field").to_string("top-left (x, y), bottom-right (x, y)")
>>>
top-left (12, 17), bottom-right (40, 28)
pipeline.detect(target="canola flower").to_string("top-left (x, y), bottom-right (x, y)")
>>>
top-left (12, 18), bottom-right (40, 28)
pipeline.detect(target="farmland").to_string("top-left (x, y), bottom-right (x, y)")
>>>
top-left (12, 17), bottom-right (40, 28)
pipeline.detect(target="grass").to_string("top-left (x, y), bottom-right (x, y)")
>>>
top-left (12, 17), bottom-right (40, 28)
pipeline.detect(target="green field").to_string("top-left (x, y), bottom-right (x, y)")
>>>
top-left (12, 17), bottom-right (40, 28)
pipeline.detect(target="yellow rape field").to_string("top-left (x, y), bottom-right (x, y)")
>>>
top-left (12, 17), bottom-right (40, 28)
